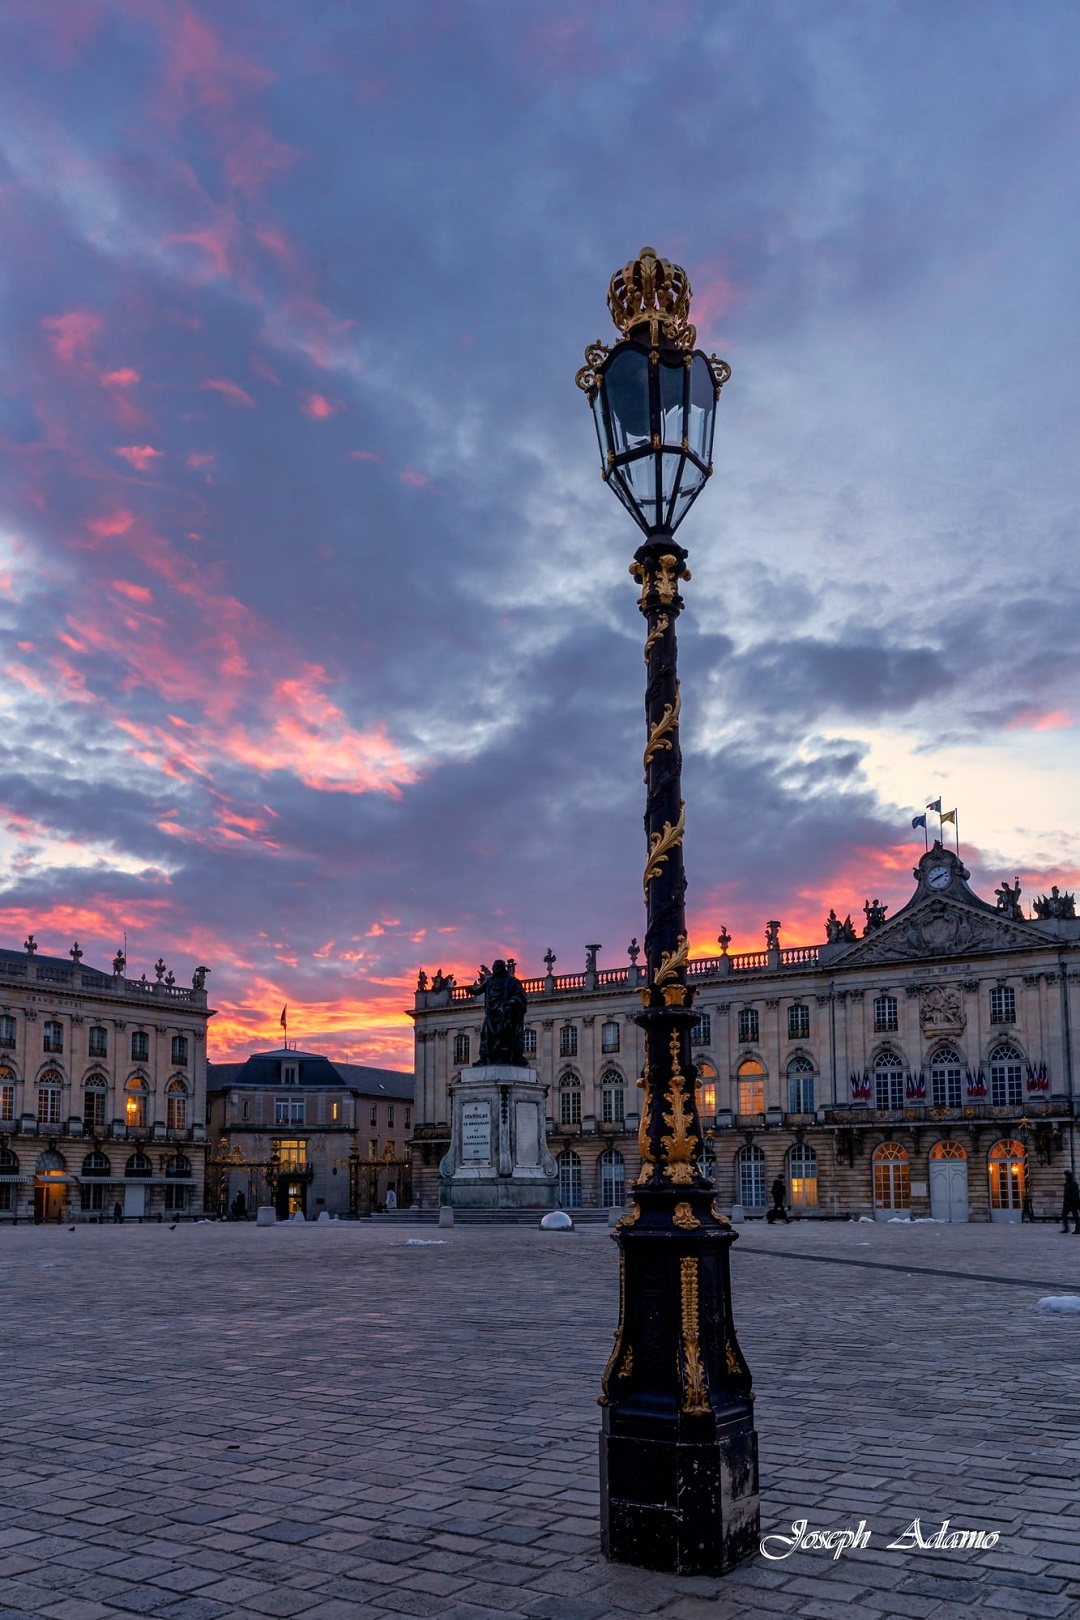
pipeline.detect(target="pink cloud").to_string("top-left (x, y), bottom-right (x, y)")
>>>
top-left (111, 581), bottom-right (153, 604)
top-left (251, 354), bottom-right (283, 386)
top-left (186, 451), bottom-right (216, 470)
top-left (399, 469), bottom-right (429, 488)
top-left (302, 392), bottom-right (338, 419)
top-left (114, 445), bottom-right (163, 470)
top-left (200, 377), bottom-right (255, 407)
top-left (42, 311), bottom-right (102, 362)
top-left (348, 448), bottom-right (380, 462)
top-left (1006, 707), bottom-right (1073, 732)
top-left (86, 510), bottom-right (136, 538)
top-left (101, 367), bottom-right (140, 388)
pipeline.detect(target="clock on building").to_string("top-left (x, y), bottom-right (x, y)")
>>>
top-left (927, 865), bottom-right (951, 891)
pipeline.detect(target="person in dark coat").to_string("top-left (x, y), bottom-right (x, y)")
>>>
top-left (767, 1173), bottom-right (789, 1225)
top-left (1061, 1171), bottom-right (1080, 1233)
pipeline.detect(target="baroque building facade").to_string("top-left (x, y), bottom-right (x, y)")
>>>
top-left (410, 846), bottom-right (1078, 1222)
top-left (206, 1048), bottom-right (414, 1218)
top-left (0, 937), bottom-right (212, 1222)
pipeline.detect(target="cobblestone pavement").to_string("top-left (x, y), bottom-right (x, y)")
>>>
top-left (4, 1217), bottom-right (1080, 1620)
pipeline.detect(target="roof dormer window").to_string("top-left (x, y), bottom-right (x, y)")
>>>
top-left (282, 1062), bottom-right (299, 1085)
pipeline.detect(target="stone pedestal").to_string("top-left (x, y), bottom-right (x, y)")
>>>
top-left (440, 1065), bottom-right (558, 1210)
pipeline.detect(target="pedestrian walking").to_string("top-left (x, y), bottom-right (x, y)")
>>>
top-left (767, 1174), bottom-right (789, 1225)
top-left (112, 1200), bottom-right (123, 1224)
top-left (1061, 1170), bottom-right (1080, 1233)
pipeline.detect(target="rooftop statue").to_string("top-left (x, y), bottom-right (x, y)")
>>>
top-left (473, 958), bottom-right (528, 1067)
top-left (863, 898), bottom-right (888, 934)
top-left (994, 878), bottom-right (1023, 921)
top-left (825, 910), bottom-right (857, 944)
top-left (1034, 884), bottom-right (1076, 920)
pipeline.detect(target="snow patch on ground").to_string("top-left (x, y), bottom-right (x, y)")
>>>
top-left (1036, 1295), bottom-right (1080, 1314)
top-left (405, 1239), bottom-right (447, 1246)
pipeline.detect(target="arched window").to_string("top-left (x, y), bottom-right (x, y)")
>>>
top-left (80, 1147), bottom-right (111, 1210)
top-left (125, 1151), bottom-right (152, 1177)
top-left (930, 1046), bottom-right (963, 1109)
top-left (988, 1043), bottom-right (1023, 1107)
top-left (43, 1020), bottom-right (63, 1054)
top-left (873, 1051), bottom-right (904, 1111)
top-left (558, 1149), bottom-right (582, 1207)
top-left (88, 1025), bottom-right (108, 1058)
top-left (600, 1069), bottom-right (624, 1127)
top-left (873, 1142), bottom-right (910, 1211)
top-left (82, 1149), bottom-right (111, 1176)
top-left (788, 1143), bottom-right (818, 1209)
top-left (737, 1059), bottom-right (765, 1118)
top-left (696, 1059), bottom-right (717, 1119)
top-left (166, 1077), bottom-right (188, 1132)
top-left (37, 1069), bottom-right (63, 1127)
top-left (165, 1153), bottom-right (192, 1178)
top-left (83, 1076), bottom-right (107, 1131)
top-left (125, 1076), bottom-right (148, 1129)
top-left (787, 1057), bottom-right (815, 1114)
top-left (452, 1032), bottom-right (470, 1066)
top-left (165, 1156), bottom-right (192, 1213)
top-left (558, 1072), bottom-right (581, 1127)
top-left (930, 1140), bottom-right (966, 1159)
top-left (601, 1020), bottom-right (620, 1054)
top-left (0, 1144), bottom-right (17, 1172)
top-left (988, 1139), bottom-right (1025, 1212)
top-left (600, 1148), bottom-right (625, 1208)
top-left (736, 1143), bottom-right (766, 1208)
top-left (0, 1064), bottom-right (15, 1124)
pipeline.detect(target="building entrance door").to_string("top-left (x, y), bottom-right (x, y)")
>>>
top-left (33, 1174), bottom-right (65, 1222)
top-left (929, 1144), bottom-right (969, 1222)
top-left (276, 1179), bottom-right (307, 1219)
top-left (124, 1182), bottom-right (146, 1220)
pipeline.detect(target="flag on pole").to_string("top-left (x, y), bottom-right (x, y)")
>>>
top-left (926, 798), bottom-right (942, 813)
top-left (940, 809), bottom-right (957, 825)
top-left (280, 1005), bottom-right (287, 1028)
top-left (911, 814), bottom-right (927, 830)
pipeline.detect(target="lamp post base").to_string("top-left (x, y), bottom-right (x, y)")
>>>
top-left (601, 1401), bottom-right (759, 1575)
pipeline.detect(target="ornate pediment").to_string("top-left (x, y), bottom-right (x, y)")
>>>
top-left (830, 895), bottom-right (1049, 967)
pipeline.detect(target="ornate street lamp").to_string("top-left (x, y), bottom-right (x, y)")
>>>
top-left (577, 248), bottom-right (759, 1575)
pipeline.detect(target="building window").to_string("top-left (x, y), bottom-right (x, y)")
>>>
top-left (787, 1057), bottom-right (815, 1114)
top-left (873, 1142), bottom-right (910, 1210)
top-left (788, 1003), bottom-right (810, 1041)
top-left (788, 1143), bottom-right (818, 1209)
top-left (990, 986), bottom-right (1016, 1024)
top-left (82, 1149), bottom-right (110, 1178)
top-left (43, 1020), bottom-right (63, 1054)
top-left (737, 1059), bottom-right (764, 1117)
top-left (81, 1183), bottom-right (106, 1212)
top-left (601, 1021), bottom-right (620, 1054)
top-left (737, 1144), bottom-right (766, 1208)
top-left (557, 1149), bottom-right (582, 1207)
top-left (601, 1148), bottom-right (625, 1208)
top-left (165, 1184), bottom-right (191, 1212)
top-left (370, 1104), bottom-right (378, 1126)
top-left (275, 1097), bottom-right (304, 1125)
top-left (282, 1062), bottom-right (298, 1085)
top-left (988, 1138), bottom-right (1025, 1210)
top-left (37, 1084), bottom-right (62, 1126)
top-left (737, 1008), bottom-right (759, 1044)
top-left (275, 1139), bottom-right (307, 1170)
top-left (559, 1074), bottom-right (582, 1127)
top-left (691, 1013), bottom-right (711, 1046)
top-left (988, 1043), bottom-right (1023, 1107)
top-left (125, 1150), bottom-right (151, 1176)
top-left (84, 1084), bottom-right (107, 1130)
top-left (930, 1048), bottom-right (963, 1108)
top-left (369, 1138), bottom-right (378, 1158)
top-left (0, 1015), bottom-right (16, 1048)
top-left (165, 1154), bottom-right (191, 1178)
top-left (696, 1059), bottom-right (717, 1119)
top-left (88, 1026), bottom-right (107, 1058)
top-left (131, 1031), bottom-right (149, 1062)
top-left (601, 1070), bottom-right (625, 1126)
top-left (404, 1107), bottom-right (411, 1128)
top-left (387, 1105), bottom-right (395, 1128)
top-left (560, 1025), bottom-right (578, 1058)
top-left (166, 1079), bottom-right (188, 1131)
top-left (873, 995), bottom-right (898, 1033)
top-left (453, 1032), bottom-right (470, 1066)
top-left (171, 1036), bottom-right (188, 1066)
top-left (125, 1079), bottom-right (147, 1128)
top-left (331, 1100), bottom-right (340, 1122)
top-left (0, 1079), bottom-right (13, 1122)
top-left (523, 1027), bottom-right (537, 1056)
top-left (874, 1051), bottom-right (904, 1110)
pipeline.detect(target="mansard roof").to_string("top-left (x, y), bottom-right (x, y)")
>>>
top-left (824, 845), bottom-right (1069, 969)
top-left (207, 1048), bottom-right (413, 1099)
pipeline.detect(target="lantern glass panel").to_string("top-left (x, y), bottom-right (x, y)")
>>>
top-left (620, 455), bottom-right (659, 530)
top-left (659, 358), bottom-right (686, 446)
top-left (604, 348), bottom-right (651, 457)
top-left (689, 354), bottom-right (716, 463)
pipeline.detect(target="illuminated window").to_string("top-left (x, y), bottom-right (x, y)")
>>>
top-left (788, 1003), bottom-right (810, 1040)
top-left (988, 1138), bottom-right (1025, 1210)
top-left (737, 1144), bottom-right (766, 1207)
top-left (166, 1079), bottom-right (188, 1131)
top-left (37, 1083), bottom-right (62, 1126)
top-left (125, 1078), bottom-right (147, 1128)
top-left (171, 1036), bottom-right (188, 1066)
top-left (930, 1047), bottom-right (963, 1108)
top-left (130, 1031), bottom-right (149, 1062)
top-left (737, 1008), bottom-right (759, 1044)
top-left (453, 1032), bottom-right (470, 1065)
top-left (560, 1025), bottom-right (578, 1058)
top-left (601, 1021), bottom-right (620, 1054)
top-left (788, 1143), bottom-right (818, 1208)
top-left (696, 1059), bottom-right (717, 1119)
top-left (873, 1142), bottom-right (910, 1211)
top-left (691, 1013), bottom-right (711, 1046)
top-left (559, 1073), bottom-right (582, 1126)
top-left (331, 1100), bottom-right (340, 1122)
top-left (873, 995), bottom-right (898, 1033)
top-left (990, 986), bottom-right (1016, 1024)
top-left (84, 1081), bottom-right (107, 1130)
top-left (874, 1051), bottom-right (904, 1110)
top-left (787, 1057), bottom-right (815, 1114)
top-left (0, 1079), bottom-right (13, 1122)
top-left (737, 1059), bottom-right (764, 1117)
top-left (523, 1027), bottom-right (537, 1056)
top-left (601, 1069), bottom-right (624, 1126)
top-left (601, 1148), bottom-right (625, 1207)
top-left (557, 1149), bottom-right (581, 1206)
top-left (0, 1015), bottom-right (16, 1048)
top-left (989, 1043), bottom-right (1023, 1107)
top-left (88, 1026), bottom-right (107, 1058)
top-left (43, 1021), bottom-right (63, 1054)
top-left (275, 1139), bottom-right (307, 1170)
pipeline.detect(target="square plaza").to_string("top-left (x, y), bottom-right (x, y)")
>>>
top-left (4, 1219), bottom-right (1080, 1620)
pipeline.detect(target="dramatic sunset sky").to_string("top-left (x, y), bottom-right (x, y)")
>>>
top-left (1, 2), bottom-right (1079, 1066)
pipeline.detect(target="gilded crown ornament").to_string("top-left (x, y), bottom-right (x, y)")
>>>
top-left (608, 245), bottom-right (695, 349)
